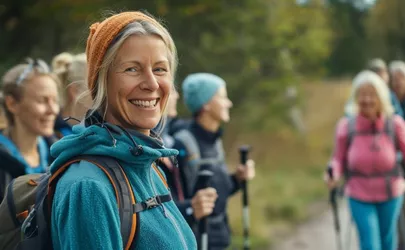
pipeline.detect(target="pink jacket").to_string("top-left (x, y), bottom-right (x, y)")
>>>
top-left (331, 114), bottom-right (405, 202)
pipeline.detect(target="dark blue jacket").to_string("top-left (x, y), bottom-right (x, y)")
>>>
top-left (0, 132), bottom-right (51, 200)
top-left (172, 121), bottom-right (240, 250)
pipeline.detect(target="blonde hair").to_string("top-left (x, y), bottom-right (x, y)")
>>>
top-left (54, 53), bottom-right (88, 107)
top-left (389, 60), bottom-right (405, 76)
top-left (52, 52), bottom-right (73, 74)
top-left (84, 17), bottom-right (178, 132)
top-left (1, 58), bottom-right (59, 125)
top-left (368, 58), bottom-right (387, 72)
top-left (345, 70), bottom-right (394, 116)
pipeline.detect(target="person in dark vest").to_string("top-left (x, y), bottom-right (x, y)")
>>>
top-left (157, 87), bottom-right (191, 202)
top-left (171, 73), bottom-right (255, 250)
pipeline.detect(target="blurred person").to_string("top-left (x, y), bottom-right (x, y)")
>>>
top-left (390, 60), bottom-right (405, 120)
top-left (368, 58), bottom-right (403, 117)
top-left (368, 58), bottom-right (390, 83)
top-left (389, 60), bottom-right (405, 250)
top-left (326, 70), bottom-right (405, 250)
top-left (51, 52), bottom-right (73, 74)
top-left (0, 92), bottom-right (6, 130)
top-left (171, 73), bottom-right (255, 250)
top-left (48, 11), bottom-right (196, 249)
top-left (52, 53), bottom-right (92, 138)
top-left (0, 58), bottom-right (60, 200)
top-left (159, 88), bottom-right (190, 148)
top-left (155, 88), bottom-right (191, 208)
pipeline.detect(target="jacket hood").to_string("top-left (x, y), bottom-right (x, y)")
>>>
top-left (50, 112), bottom-right (178, 173)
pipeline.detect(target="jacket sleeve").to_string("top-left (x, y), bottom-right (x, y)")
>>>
top-left (229, 173), bottom-right (241, 196)
top-left (330, 118), bottom-right (349, 180)
top-left (51, 177), bottom-right (122, 250)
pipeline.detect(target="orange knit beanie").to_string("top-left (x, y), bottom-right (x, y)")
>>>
top-left (86, 12), bottom-right (161, 99)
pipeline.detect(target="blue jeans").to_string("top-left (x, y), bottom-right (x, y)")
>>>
top-left (349, 196), bottom-right (404, 250)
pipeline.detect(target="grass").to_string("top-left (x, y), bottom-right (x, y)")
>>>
top-left (222, 79), bottom-right (352, 249)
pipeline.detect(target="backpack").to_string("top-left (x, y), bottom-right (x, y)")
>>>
top-left (0, 155), bottom-right (172, 250)
top-left (173, 129), bottom-right (225, 196)
top-left (343, 116), bottom-right (403, 198)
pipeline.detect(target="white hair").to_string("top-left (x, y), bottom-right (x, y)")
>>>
top-left (389, 60), bottom-right (405, 76)
top-left (345, 70), bottom-right (394, 116)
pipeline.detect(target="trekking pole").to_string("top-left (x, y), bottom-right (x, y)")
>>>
top-left (195, 170), bottom-right (214, 250)
top-left (328, 167), bottom-right (343, 250)
top-left (239, 145), bottom-right (251, 250)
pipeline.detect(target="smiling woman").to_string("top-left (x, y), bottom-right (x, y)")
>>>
top-left (105, 35), bottom-right (172, 134)
top-left (0, 59), bottom-right (60, 200)
top-left (326, 70), bottom-right (405, 250)
top-left (47, 11), bottom-right (197, 250)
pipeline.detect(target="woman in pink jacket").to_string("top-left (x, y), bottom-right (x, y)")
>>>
top-left (327, 70), bottom-right (405, 250)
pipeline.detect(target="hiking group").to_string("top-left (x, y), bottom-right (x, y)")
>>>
top-left (325, 59), bottom-right (405, 250)
top-left (0, 11), bottom-right (256, 250)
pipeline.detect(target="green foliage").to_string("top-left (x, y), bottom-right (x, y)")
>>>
top-left (0, 0), bottom-right (333, 131)
top-left (326, 0), bottom-right (370, 75)
top-left (365, 0), bottom-right (405, 60)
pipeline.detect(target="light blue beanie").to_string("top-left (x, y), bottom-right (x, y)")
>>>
top-left (182, 73), bottom-right (226, 114)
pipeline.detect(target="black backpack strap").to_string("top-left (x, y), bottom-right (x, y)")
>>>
top-left (347, 116), bottom-right (357, 148)
top-left (343, 116), bottom-right (357, 179)
top-left (77, 155), bottom-right (138, 250)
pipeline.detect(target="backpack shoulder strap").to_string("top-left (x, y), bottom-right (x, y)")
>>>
top-left (173, 129), bottom-right (202, 195)
top-left (215, 139), bottom-right (225, 163)
top-left (347, 116), bottom-right (357, 148)
top-left (49, 155), bottom-right (137, 250)
top-left (174, 129), bottom-right (201, 165)
top-left (343, 116), bottom-right (357, 179)
top-left (384, 116), bottom-right (398, 149)
top-left (152, 163), bottom-right (168, 188)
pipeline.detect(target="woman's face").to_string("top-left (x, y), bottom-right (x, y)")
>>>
top-left (356, 83), bottom-right (381, 119)
top-left (105, 35), bottom-right (172, 135)
top-left (204, 86), bottom-right (233, 123)
top-left (7, 75), bottom-right (60, 136)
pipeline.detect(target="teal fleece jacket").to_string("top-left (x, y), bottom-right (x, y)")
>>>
top-left (49, 122), bottom-right (197, 250)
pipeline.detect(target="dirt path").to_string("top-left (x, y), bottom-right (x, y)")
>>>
top-left (272, 201), bottom-right (359, 250)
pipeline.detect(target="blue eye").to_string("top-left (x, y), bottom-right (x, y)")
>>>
top-left (154, 68), bottom-right (168, 73)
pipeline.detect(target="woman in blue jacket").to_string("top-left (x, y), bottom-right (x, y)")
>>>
top-left (50, 11), bottom-right (196, 249)
top-left (0, 59), bottom-right (60, 200)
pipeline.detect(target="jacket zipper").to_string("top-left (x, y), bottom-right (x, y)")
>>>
top-left (149, 167), bottom-right (188, 250)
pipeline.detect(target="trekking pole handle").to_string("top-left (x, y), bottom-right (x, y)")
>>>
top-left (196, 170), bottom-right (213, 250)
top-left (327, 167), bottom-right (333, 179)
top-left (327, 165), bottom-right (338, 205)
top-left (239, 145), bottom-right (251, 165)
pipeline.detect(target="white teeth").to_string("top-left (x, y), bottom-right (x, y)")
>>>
top-left (130, 99), bottom-right (158, 108)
